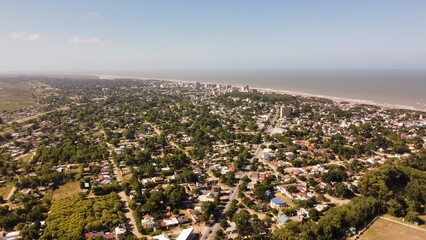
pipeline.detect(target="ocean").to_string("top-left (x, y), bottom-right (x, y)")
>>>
top-left (113, 70), bottom-right (426, 112)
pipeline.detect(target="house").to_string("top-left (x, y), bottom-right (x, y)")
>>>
top-left (119, 161), bottom-right (126, 168)
top-left (270, 198), bottom-right (287, 209)
top-left (284, 152), bottom-right (295, 160)
top-left (198, 192), bottom-right (217, 202)
top-left (153, 234), bottom-right (170, 240)
top-left (187, 209), bottom-right (199, 223)
top-left (5, 231), bottom-right (20, 240)
top-left (141, 214), bottom-right (156, 229)
top-left (257, 203), bottom-right (266, 212)
top-left (161, 215), bottom-right (179, 229)
top-left (276, 185), bottom-right (292, 198)
top-left (178, 215), bottom-right (191, 224)
top-left (225, 221), bottom-right (237, 233)
top-left (290, 215), bottom-right (304, 222)
top-left (297, 208), bottom-right (309, 217)
top-left (103, 233), bottom-right (116, 240)
top-left (212, 185), bottom-right (221, 193)
top-left (314, 204), bottom-right (329, 212)
top-left (151, 177), bottom-right (164, 183)
top-left (319, 182), bottom-right (331, 189)
top-left (114, 224), bottom-right (126, 239)
top-left (277, 214), bottom-right (291, 226)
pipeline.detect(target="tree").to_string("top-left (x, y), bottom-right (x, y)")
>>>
top-left (165, 185), bottom-right (186, 209)
top-left (358, 170), bottom-right (393, 201)
top-left (333, 183), bottom-right (350, 199)
top-left (405, 211), bottom-right (419, 223)
top-left (252, 215), bottom-right (271, 239)
top-left (124, 128), bottom-right (135, 140)
top-left (387, 199), bottom-right (405, 217)
top-left (309, 208), bottom-right (320, 221)
top-left (288, 185), bottom-right (298, 193)
top-left (232, 210), bottom-right (252, 237)
top-left (201, 202), bottom-right (215, 222)
top-left (221, 172), bottom-right (235, 186)
top-left (321, 166), bottom-right (347, 183)
top-left (220, 219), bottom-right (228, 229)
top-left (180, 170), bottom-right (198, 183)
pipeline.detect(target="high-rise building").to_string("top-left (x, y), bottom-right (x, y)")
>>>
top-left (240, 85), bottom-right (249, 92)
top-left (280, 106), bottom-right (292, 118)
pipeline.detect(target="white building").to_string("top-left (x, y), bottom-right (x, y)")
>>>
top-left (176, 228), bottom-right (195, 240)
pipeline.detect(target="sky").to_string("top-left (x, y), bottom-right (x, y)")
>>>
top-left (1, 0), bottom-right (426, 73)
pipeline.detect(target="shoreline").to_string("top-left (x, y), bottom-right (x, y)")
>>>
top-left (95, 74), bottom-right (426, 113)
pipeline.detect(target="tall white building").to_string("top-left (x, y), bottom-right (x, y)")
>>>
top-left (280, 106), bottom-right (292, 118)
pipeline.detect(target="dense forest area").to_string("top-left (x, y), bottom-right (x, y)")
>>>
top-left (40, 193), bottom-right (126, 239)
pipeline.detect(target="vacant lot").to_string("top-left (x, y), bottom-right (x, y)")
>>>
top-left (360, 217), bottom-right (426, 240)
top-left (52, 182), bottom-right (81, 200)
top-left (0, 184), bottom-right (13, 198)
top-left (0, 82), bottom-right (36, 111)
top-left (18, 152), bottom-right (34, 163)
top-left (274, 192), bottom-right (295, 207)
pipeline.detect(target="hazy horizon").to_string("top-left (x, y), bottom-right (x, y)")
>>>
top-left (1, 69), bottom-right (425, 112)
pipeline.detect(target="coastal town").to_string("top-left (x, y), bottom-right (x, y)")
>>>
top-left (0, 76), bottom-right (425, 240)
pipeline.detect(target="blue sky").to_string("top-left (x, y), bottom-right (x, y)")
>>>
top-left (1, 0), bottom-right (426, 72)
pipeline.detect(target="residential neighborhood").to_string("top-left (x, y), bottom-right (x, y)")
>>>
top-left (0, 77), bottom-right (425, 240)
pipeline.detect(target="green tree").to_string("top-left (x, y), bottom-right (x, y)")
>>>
top-left (309, 208), bottom-right (320, 221)
top-left (201, 202), bottom-right (216, 222)
top-left (405, 211), bottom-right (419, 223)
top-left (232, 210), bottom-right (252, 237)
top-left (387, 199), bottom-right (405, 217)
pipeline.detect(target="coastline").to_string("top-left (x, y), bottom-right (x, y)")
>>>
top-left (94, 74), bottom-right (426, 113)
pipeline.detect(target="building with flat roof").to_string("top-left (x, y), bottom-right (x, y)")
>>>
top-left (176, 227), bottom-right (195, 240)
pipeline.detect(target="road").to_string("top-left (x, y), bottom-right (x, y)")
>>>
top-left (204, 112), bottom-right (277, 240)
top-left (202, 146), bottom-right (267, 239)
top-left (204, 173), bottom-right (247, 240)
top-left (105, 139), bottom-right (143, 238)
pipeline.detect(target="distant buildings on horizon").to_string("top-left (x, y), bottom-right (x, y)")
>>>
top-left (191, 82), bottom-right (258, 94)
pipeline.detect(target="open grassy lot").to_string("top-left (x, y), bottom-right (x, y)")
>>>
top-left (274, 192), bottom-right (295, 207)
top-left (0, 184), bottom-right (13, 198)
top-left (18, 152), bottom-right (34, 163)
top-left (52, 181), bottom-right (81, 200)
top-left (0, 82), bottom-right (36, 111)
top-left (360, 217), bottom-right (426, 240)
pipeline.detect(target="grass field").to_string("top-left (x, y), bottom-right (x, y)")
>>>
top-left (52, 182), bottom-right (81, 200)
top-left (0, 184), bottom-right (13, 198)
top-left (18, 152), bottom-right (34, 163)
top-left (360, 217), bottom-right (426, 240)
top-left (0, 82), bottom-right (36, 111)
top-left (274, 192), bottom-right (295, 207)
